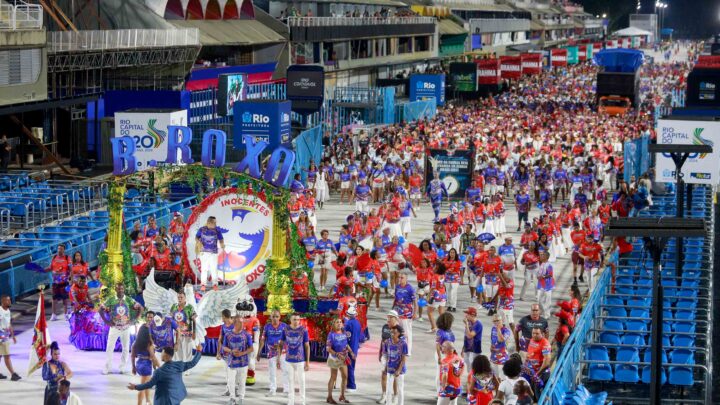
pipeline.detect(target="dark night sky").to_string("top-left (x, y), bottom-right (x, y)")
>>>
top-left (579, 0), bottom-right (720, 39)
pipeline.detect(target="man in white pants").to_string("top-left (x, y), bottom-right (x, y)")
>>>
top-left (257, 309), bottom-right (289, 396)
top-left (392, 273), bottom-right (417, 356)
top-left (100, 284), bottom-right (142, 374)
top-left (536, 252), bottom-right (555, 319)
top-left (222, 315), bottom-right (253, 405)
top-left (383, 325), bottom-right (408, 405)
top-left (170, 291), bottom-right (197, 373)
top-left (285, 314), bottom-right (310, 405)
top-left (195, 216), bottom-right (225, 291)
top-left (354, 178), bottom-right (371, 214)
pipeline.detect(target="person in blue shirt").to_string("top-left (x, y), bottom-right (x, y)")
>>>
top-left (427, 173), bottom-right (449, 222)
top-left (392, 273), bottom-right (417, 356)
top-left (344, 306), bottom-right (363, 392)
top-left (127, 346), bottom-right (202, 405)
top-left (220, 315), bottom-right (253, 405)
top-left (195, 216), bottom-right (225, 291)
top-left (461, 307), bottom-right (483, 375)
top-left (382, 325), bottom-right (408, 405)
top-left (354, 178), bottom-right (371, 214)
top-left (316, 229), bottom-right (338, 291)
top-left (256, 310), bottom-right (289, 397)
top-left (284, 314), bottom-right (310, 405)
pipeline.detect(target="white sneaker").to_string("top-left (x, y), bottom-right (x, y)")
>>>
top-left (346, 388), bottom-right (357, 393)
top-left (119, 369), bottom-right (128, 375)
top-left (50, 314), bottom-right (57, 322)
top-left (184, 371), bottom-right (191, 376)
top-left (101, 369), bottom-right (109, 375)
top-left (265, 391), bottom-right (276, 397)
top-left (222, 389), bottom-right (230, 396)
top-left (376, 394), bottom-right (386, 404)
top-left (416, 317), bottom-right (423, 322)
top-left (392, 395), bottom-right (398, 405)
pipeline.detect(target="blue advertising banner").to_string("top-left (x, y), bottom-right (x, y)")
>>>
top-left (233, 100), bottom-right (292, 150)
top-left (410, 74), bottom-right (446, 106)
top-left (425, 148), bottom-right (474, 199)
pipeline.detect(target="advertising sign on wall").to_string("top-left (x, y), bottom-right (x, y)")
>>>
top-left (476, 58), bottom-right (501, 85)
top-left (655, 119), bottom-right (720, 185)
top-left (286, 65), bottom-right (325, 113)
top-left (409, 74), bottom-right (446, 106)
top-left (449, 63), bottom-right (477, 92)
top-left (500, 56), bottom-right (522, 79)
top-left (217, 73), bottom-right (247, 116)
top-left (550, 48), bottom-right (568, 67)
top-left (565, 46), bottom-right (579, 64)
top-left (425, 148), bottom-right (474, 199)
top-left (233, 100), bottom-right (292, 149)
top-left (113, 109), bottom-right (188, 172)
top-left (520, 53), bottom-right (542, 75)
top-left (183, 188), bottom-right (273, 288)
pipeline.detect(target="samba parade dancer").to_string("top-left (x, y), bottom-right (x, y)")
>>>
top-left (170, 290), bottom-right (198, 372)
top-left (195, 216), bottom-right (225, 291)
top-left (426, 171), bottom-right (449, 222)
top-left (99, 284), bottom-right (143, 375)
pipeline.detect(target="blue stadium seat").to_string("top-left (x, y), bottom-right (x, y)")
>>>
top-left (615, 347), bottom-right (640, 383)
top-left (641, 349), bottom-right (667, 385)
top-left (599, 319), bottom-right (624, 345)
top-left (668, 349), bottom-right (695, 386)
top-left (587, 347), bottom-right (613, 381)
top-left (672, 335), bottom-right (695, 348)
top-left (673, 322), bottom-right (696, 334)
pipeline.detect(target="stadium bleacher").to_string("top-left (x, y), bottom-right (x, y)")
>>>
top-left (0, 173), bottom-right (198, 301)
top-left (541, 185), bottom-right (715, 405)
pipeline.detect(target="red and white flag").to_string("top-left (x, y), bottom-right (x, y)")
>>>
top-left (27, 290), bottom-right (51, 376)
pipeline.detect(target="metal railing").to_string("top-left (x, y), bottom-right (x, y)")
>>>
top-left (286, 16), bottom-right (435, 27)
top-left (539, 263), bottom-right (612, 404)
top-left (0, 196), bottom-right (197, 301)
top-left (0, 1), bottom-right (43, 30)
top-left (48, 28), bottom-right (200, 53)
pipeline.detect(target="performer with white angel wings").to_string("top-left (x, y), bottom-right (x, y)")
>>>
top-left (143, 269), bottom-right (250, 373)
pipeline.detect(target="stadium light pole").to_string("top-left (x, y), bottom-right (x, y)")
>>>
top-left (648, 144), bottom-right (712, 277)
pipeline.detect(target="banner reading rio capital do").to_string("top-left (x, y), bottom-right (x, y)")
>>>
top-left (114, 109), bottom-right (187, 172)
top-left (183, 188), bottom-right (273, 289)
top-left (655, 118), bottom-right (720, 185)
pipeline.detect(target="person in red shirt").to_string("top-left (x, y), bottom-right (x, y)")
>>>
top-left (48, 244), bottom-right (70, 321)
top-left (519, 242), bottom-right (540, 301)
top-left (70, 251), bottom-right (93, 282)
top-left (415, 258), bottom-right (433, 322)
top-left (70, 275), bottom-right (93, 312)
top-left (152, 240), bottom-right (172, 271)
top-left (438, 341), bottom-right (465, 402)
top-left (569, 223), bottom-right (587, 283)
top-left (481, 247), bottom-right (502, 315)
top-left (519, 225), bottom-right (539, 250)
top-left (523, 327), bottom-right (552, 394)
top-left (408, 172), bottom-right (423, 208)
top-left (427, 264), bottom-right (448, 333)
top-left (291, 268), bottom-right (310, 298)
top-left (578, 234), bottom-right (603, 292)
top-left (334, 268), bottom-right (356, 299)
